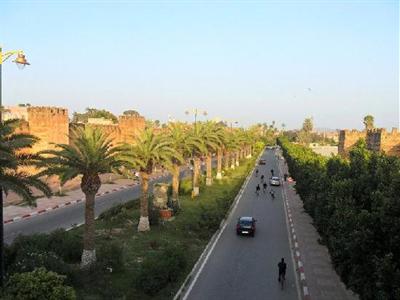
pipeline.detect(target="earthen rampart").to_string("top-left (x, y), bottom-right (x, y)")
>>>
top-left (339, 128), bottom-right (400, 157)
top-left (338, 129), bottom-right (366, 156)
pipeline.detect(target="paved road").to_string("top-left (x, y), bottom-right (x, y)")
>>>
top-left (184, 149), bottom-right (299, 300)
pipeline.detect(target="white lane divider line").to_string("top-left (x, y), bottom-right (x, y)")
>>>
top-left (181, 154), bottom-right (256, 300)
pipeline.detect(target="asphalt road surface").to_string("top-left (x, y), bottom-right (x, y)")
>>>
top-left (184, 149), bottom-right (299, 300)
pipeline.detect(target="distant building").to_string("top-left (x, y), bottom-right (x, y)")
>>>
top-left (2, 106), bottom-right (29, 121)
top-left (87, 117), bottom-right (114, 125)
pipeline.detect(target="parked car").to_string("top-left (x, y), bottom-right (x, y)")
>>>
top-left (259, 159), bottom-right (266, 165)
top-left (236, 216), bottom-right (256, 237)
top-left (269, 176), bottom-right (281, 186)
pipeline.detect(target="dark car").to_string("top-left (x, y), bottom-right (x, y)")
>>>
top-left (259, 159), bottom-right (266, 165)
top-left (236, 216), bottom-right (256, 237)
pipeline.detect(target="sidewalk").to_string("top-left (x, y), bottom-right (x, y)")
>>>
top-left (3, 172), bottom-right (166, 224)
top-left (279, 158), bottom-right (358, 300)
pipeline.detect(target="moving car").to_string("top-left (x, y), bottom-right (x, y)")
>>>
top-left (236, 216), bottom-right (256, 237)
top-left (270, 176), bottom-right (281, 186)
top-left (259, 159), bottom-right (266, 165)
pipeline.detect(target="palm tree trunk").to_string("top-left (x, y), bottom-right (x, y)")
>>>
top-left (206, 154), bottom-right (213, 186)
top-left (192, 157), bottom-right (200, 197)
top-left (172, 163), bottom-right (180, 202)
top-left (80, 174), bottom-right (101, 268)
top-left (224, 151), bottom-right (230, 170)
top-left (138, 172), bottom-right (150, 232)
top-left (216, 149), bottom-right (222, 179)
top-left (81, 192), bottom-right (96, 267)
top-left (231, 153), bottom-right (235, 169)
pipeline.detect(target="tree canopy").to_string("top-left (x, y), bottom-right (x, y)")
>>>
top-left (72, 108), bottom-right (118, 124)
top-left (278, 136), bottom-right (400, 299)
top-left (363, 115), bottom-right (374, 130)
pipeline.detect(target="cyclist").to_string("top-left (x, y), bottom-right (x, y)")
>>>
top-left (255, 184), bottom-right (261, 196)
top-left (278, 258), bottom-right (287, 283)
top-left (260, 174), bottom-right (265, 182)
top-left (255, 169), bottom-right (259, 177)
top-left (269, 189), bottom-right (275, 199)
top-left (263, 181), bottom-right (267, 193)
top-left (270, 169), bottom-right (274, 177)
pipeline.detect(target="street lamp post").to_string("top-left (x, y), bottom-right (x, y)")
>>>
top-left (185, 108), bottom-right (207, 127)
top-left (0, 46), bottom-right (30, 288)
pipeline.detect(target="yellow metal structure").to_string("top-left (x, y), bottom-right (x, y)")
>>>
top-left (0, 48), bottom-right (27, 65)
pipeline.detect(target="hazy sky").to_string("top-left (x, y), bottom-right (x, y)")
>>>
top-left (1, 1), bottom-right (398, 129)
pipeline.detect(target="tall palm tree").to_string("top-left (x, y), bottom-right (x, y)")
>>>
top-left (202, 122), bottom-right (222, 186)
top-left (0, 119), bottom-right (52, 204)
top-left (225, 130), bottom-right (239, 170)
top-left (188, 123), bottom-right (207, 197)
top-left (37, 127), bottom-right (125, 267)
top-left (166, 122), bottom-right (193, 204)
top-left (122, 128), bottom-right (180, 231)
top-left (216, 126), bottom-right (229, 180)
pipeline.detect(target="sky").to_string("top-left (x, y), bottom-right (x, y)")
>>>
top-left (0, 0), bottom-right (398, 130)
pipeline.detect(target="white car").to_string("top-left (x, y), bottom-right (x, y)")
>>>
top-left (269, 176), bottom-right (281, 186)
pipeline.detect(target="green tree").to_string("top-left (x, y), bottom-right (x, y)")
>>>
top-left (166, 122), bottom-right (193, 204)
top-left (363, 115), bottom-right (374, 130)
top-left (121, 128), bottom-right (180, 231)
top-left (4, 267), bottom-right (76, 300)
top-left (72, 108), bottom-right (118, 124)
top-left (37, 127), bottom-right (125, 267)
top-left (122, 110), bottom-right (141, 117)
top-left (0, 119), bottom-right (51, 205)
top-left (297, 117), bottom-right (313, 145)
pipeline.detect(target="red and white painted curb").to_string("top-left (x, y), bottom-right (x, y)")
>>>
top-left (3, 173), bottom-right (168, 225)
top-left (282, 172), bottom-right (311, 300)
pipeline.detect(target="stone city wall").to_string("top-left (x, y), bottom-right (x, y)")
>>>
top-left (338, 129), bottom-right (366, 157)
top-left (339, 128), bottom-right (400, 157)
top-left (7, 106), bottom-right (145, 153)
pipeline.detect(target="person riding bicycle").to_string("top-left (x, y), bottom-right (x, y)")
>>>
top-left (263, 182), bottom-right (267, 193)
top-left (278, 258), bottom-right (287, 282)
top-left (260, 174), bottom-right (265, 182)
top-left (270, 169), bottom-right (274, 177)
top-left (255, 169), bottom-right (259, 177)
top-left (256, 184), bottom-right (261, 195)
top-left (269, 189), bottom-right (275, 199)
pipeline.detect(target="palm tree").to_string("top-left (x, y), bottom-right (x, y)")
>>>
top-left (216, 126), bottom-right (229, 180)
top-left (225, 130), bottom-right (239, 170)
top-left (188, 123), bottom-right (207, 197)
top-left (202, 122), bottom-right (223, 186)
top-left (37, 127), bottom-right (125, 267)
top-left (166, 122), bottom-right (193, 204)
top-left (122, 128), bottom-right (180, 231)
top-left (0, 119), bottom-right (52, 205)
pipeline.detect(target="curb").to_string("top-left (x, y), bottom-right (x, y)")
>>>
top-left (173, 151), bottom-right (263, 300)
top-left (279, 156), bottom-right (311, 300)
top-left (3, 177), bottom-right (153, 225)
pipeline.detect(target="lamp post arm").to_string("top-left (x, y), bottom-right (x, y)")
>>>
top-left (0, 50), bottom-right (24, 64)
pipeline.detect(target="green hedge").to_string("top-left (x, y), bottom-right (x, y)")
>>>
top-left (278, 137), bottom-right (400, 300)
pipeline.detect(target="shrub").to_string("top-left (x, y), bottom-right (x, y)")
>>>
top-left (4, 267), bottom-right (76, 300)
top-left (135, 244), bottom-right (187, 295)
top-left (97, 241), bottom-right (124, 272)
top-left (48, 230), bottom-right (82, 263)
top-left (5, 230), bottom-right (82, 269)
top-left (8, 251), bottom-right (73, 280)
top-left (179, 178), bottom-right (192, 195)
